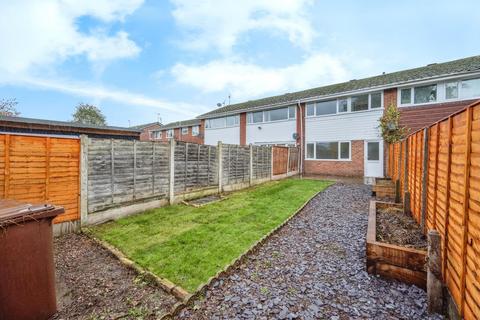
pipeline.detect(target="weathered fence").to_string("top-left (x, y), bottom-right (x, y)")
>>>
top-left (85, 139), bottom-right (300, 224)
top-left (0, 134), bottom-right (80, 224)
top-left (386, 100), bottom-right (480, 319)
top-left (272, 146), bottom-right (299, 175)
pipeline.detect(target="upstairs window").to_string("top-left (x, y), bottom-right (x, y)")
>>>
top-left (192, 125), bottom-right (199, 136)
top-left (445, 82), bottom-right (459, 99)
top-left (181, 127), bottom-right (188, 135)
top-left (461, 78), bottom-right (480, 98)
top-left (247, 106), bottom-right (295, 124)
top-left (206, 115), bottom-right (239, 129)
top-left (370, 92), bottom-right (382, 108)
top-left (414, 84), bottom-right (437, 104)
top-left (166, 129), bottom-right (173, 138)
top-left (226, 115), bottom-right (239, 127)
top-left (315, 100), bottom-right (337, 115)
top-left (351, 94), bottom-right (369, 112)
top-left (150, 131), bottom-right (161, 139)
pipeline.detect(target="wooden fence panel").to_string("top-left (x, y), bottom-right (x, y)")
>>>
top-left (386, 102), bottom-right (480, 318)
top-left (222, 144), bottom-right (250, 185)
top-left (0, 134), bottom-right (80, 223)
top-left (273, 146), bottom-right (288, 175)
top-left (465, 106), bottom-right (480, 319)
top-left (288, 147), bottom-right (299, 172)
top-left (252, 146), bottom-right (272, 180)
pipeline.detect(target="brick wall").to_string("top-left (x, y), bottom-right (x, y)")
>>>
top-left (304, 140), bottom-right (364, 176)
top-left (139, 124), bottom-right (162, 141)
top-left (384, 88), bottom-right (397, 108)
top-left (159, 124), bottom-right (204, 144)
top-left (240, 113), bottom-right (246, 145)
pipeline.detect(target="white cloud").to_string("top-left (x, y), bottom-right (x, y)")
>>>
top-left (171, 0), bottom-right (315, 53)
top-left (0, 0), bottom-right (142, 74)
top-left (171, 54), bottom-right (350, 101)
top-left (13, 76), bottom-right (205, 117)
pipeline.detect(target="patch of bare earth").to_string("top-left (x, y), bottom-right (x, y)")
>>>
top-left (376, 207), bottom-right (428, 250)
top-left (51, 233), bottom-right (178, 320)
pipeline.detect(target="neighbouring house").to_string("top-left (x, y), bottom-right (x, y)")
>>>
top-left (135, 119), bottom-right (204, 144)
top-left (0, 116), bottom-right (141, 139)
top-left (197, 55), bottom-right (480, 180)
top-left (133, 122), bottom-right (163, 141)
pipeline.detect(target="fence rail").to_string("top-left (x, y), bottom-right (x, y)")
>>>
top-left (387, 101), bottom-right (480, 319)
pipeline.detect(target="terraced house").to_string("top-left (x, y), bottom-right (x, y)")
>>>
top-left (136, 119), bottom-right (204, 144)
top-left (198, 55), bottom-right (480, 181)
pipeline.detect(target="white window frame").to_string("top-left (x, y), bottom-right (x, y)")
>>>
top-left (305, 92), bottom-right (383, 118)
top-left (206, 115), bottom-right (240, 129)
top-left (166, 129), bottom-right (174, 138)
top-left (247, 105), bottom-right (296, 124)
top-left (305, 141), bottom-right (351, 161)
top-left (150, 130), bottom-right (162, 140)
top-left (192, 125), bottom-right (199, 136)
top-left (181, 127), bottom-right (188, 135)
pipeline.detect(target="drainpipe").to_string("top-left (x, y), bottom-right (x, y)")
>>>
top-left (297, 101), bottom-right (304, 177)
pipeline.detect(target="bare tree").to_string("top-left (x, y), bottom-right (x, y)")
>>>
top-left (0, 98), bottom-right (20, 116)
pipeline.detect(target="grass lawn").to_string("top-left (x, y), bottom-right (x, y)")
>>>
top-left (89, 178), bottom-right (332, 292)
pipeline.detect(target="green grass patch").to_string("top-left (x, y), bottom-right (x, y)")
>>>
top-left (89, 178), bottom-right (331, 292)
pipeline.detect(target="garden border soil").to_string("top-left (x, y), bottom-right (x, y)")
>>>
top-left (366, 200), bottom-right (427, 289)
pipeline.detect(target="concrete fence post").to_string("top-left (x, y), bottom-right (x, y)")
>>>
top-left (249, 144), bottom-right (253, 186)
top-left (218, 141), bottom-right (223, 193)
top-left (421, 128), bottom-right (429, 231)
top-left (80, 135), bottom-right (89, 226)
top-left (169, 139), bottom-right (175, 204)
top-left (427, 229), bottom-right (444, 314)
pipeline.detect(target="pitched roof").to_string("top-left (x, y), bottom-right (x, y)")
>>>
top-left (0, 115), bottom-right (140, 136)
top-left (199, 55), bottom-right (480, 118)
top-left (160, 119), bottom-right (201, 130)
top-left (131, 122), bottom-right (161, 130)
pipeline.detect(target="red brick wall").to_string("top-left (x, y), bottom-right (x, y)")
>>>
top-left (240, 113), bottom-right (246, 145)
top-left (384, 88), bottom-right (397, 108)
top-left (159, 124), bottom-right (204, 144)
top-left (139, 124), bottom-right (162, 141)
top-left (304, 140), bottom-right (364, 176)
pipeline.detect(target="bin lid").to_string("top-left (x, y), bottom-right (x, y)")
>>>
top-left (0, 200), bottom-right (64, 227)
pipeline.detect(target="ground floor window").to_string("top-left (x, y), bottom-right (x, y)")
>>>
top-left (306, 141), bottom-right (351, 160)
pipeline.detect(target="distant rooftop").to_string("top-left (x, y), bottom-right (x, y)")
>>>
top-left (160, 119), bottom-right (201, 130)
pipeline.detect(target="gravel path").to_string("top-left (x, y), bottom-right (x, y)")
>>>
top-left (178, 183), bottom-right (443, 320)
top-left (52, 233), bottom-right (178, 319)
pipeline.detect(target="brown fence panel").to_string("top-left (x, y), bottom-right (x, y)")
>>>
top-left (272, 146), bottom-right (288, 175)
top-left (288, 147), bottom-right (299, 172)
top-left (465, 106), bottom-right (480, 318)
top-left (386, 101), bottom-right (480, 318)
top-left (0, 134), bottom-right (80, 223)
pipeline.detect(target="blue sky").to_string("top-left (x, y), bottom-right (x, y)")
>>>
top-left (1, 0), bottom-right (479, 127)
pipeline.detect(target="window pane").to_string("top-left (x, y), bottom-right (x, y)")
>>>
top-left (208, 117), bottom-right (225, 128)
top-left (226, 115), bottom-right (238, 126)
top-left (401, 88), bottom-right (411, 104)
top-left (251, 111), bottom-right (263, 123)
top-left (192, 126), bottom-right (199, 136)
top-left (315, 100), bottom-right (337, 115)
top-left (351, 95), bottom-right (369, 112)
top-left (182, 127), bottom-right (188, 134)
top-left (288, 106), bottom-right (296, 119)
top-left (338, 99), bottom-right (348, 112)
top-left (445, 82), bottom-right (458, 99)
top-left (367, 142), bottom-right (380, 161)
top-left (266, 108), bottom-right (288, 121)
top-left (461, 78), bottom-right (480, 98)
top-left (316, 142), bottom-right (338, 159)
top-left (306, 143), bottom-right (314, 159)
top-left (340, 142), bottom-right (350, 159)
top-left (414, 84), bottom-right (437, 104)
top-left (370, 93), bottom-right (382, 108)
top-left (306, 103), bottom-right (315, 116)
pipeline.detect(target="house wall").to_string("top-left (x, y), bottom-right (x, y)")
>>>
top-left (204, 126), bottom-right (240, 145)
top-left (246, 119), bottom-right (297, 145)
top-left (305, 109), bottom-right (383, 141)
top-left (304, 140), bottom-right (364, 176)
top-left (139, 124), bottom-right (162, 141)
top-left (158, 123), bottom-right (204, 144)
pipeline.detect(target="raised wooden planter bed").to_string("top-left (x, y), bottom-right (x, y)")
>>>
top-left (372, 178), bottom-right (396, 199)
top-left (366, 200), bottom-right (427, 289)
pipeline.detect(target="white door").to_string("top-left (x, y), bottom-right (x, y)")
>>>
top-left (364, 140), bottom-right (383, 178)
